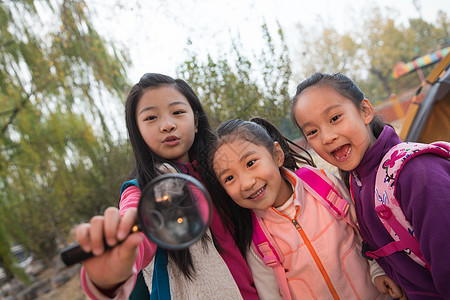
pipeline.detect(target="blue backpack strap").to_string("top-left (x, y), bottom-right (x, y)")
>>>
top-left (121, 179), bottom-right (139, 195)
top-left (251, 212), bottom-right (291, 300)
top-left (150, 248), bottom-right (171, 300)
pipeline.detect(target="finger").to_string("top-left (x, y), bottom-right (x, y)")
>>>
top-left (75, 223), bottom-right (92, 252)
top-left (117, 207), bottom-right (138, 241)
top-left (373, 277), bottom-right (388, 294)
top-left (118, 232), bottom-right (143, 260)
top-left (90, 215), bottom-right (106, 255)
top-left (379, 285), bottom-right (388, 294)
top-left (387, 288), bottom-right (398, 298)
top-left (387, 285), bottom-right (403, 299)
top-left (104, 207), bottom-right (121, 246)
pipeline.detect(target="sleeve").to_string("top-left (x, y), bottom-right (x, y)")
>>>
top-left (81, 185), bottom-right (157, 299)
top-left (368, 259), bottom-right (386, 284)
top-left (119, 185), bottom-right (156, 271)
top-left (396, 153), bottom-right (450, 298)
top-left (246, 247), bottom-right (283, 300)
top-left (81, 267), bottom-right (136, 300)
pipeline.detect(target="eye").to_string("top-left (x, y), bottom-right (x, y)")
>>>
top-left (173, 110), bottom-right (186, 116)
top-left (247, 159), bottom-right (256, 168)
top-left (330, 114), bottom-right (341, 123)
top-left (144, 115), bottom-right (156, 121)
top-left (306, 129), bottom-right (317, 137)
top-left (224, 175), bottom-right (234, 183)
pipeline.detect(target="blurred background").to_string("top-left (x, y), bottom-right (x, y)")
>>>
top-left (0, 0), bottom-right (448, 298)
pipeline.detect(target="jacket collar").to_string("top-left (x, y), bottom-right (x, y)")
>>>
top-left (353, 125), bottom-right (401, 180)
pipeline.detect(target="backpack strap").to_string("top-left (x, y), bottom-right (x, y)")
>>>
top-left (295, 166), bottom-right (358, 231)
top-left (251, 211), bottom-right (292, 300)
top-left (250, 167), bottom-right (357, 299)
top-left (365, 141), bottom-right (450, 269)
top-left (121, 179), bottom-right (139, 194)
top-left (150, 248), bottom-right (171, 300)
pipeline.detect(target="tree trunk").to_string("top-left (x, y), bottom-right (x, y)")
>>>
top-left (371, 68), bottom-right (392, 97)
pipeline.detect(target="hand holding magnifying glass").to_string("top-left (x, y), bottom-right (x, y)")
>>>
top-left (61, 173), bottom-right (212, 266)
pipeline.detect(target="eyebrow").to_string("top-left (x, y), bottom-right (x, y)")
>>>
top-left (138, 101), bottom-right (189, 116)
top-left (299, 104), bottom-right (341, 129)
top-left (216, 150), bottom-right (256, 179)
top-left (240, 150), bottom-right (256, 162)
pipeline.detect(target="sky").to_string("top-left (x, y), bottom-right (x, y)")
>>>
top-left (87, 0), bottom-right (449, 83)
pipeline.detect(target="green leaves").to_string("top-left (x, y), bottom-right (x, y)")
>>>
top-left (294, 6), bottom-right (449, 101)
top-left (0, 0), bottom-right (132, 277)
top-left (177, 23), bottom-right (295, 137)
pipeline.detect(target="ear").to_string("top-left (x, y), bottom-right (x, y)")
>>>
top-left (360, 99), bottom-right (374, 125)
top-left (194, 113), bottom-right (199, 133)
top-left (273, 142), bottom-right (285, 167)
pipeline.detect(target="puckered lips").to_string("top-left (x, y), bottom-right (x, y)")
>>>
top-left (331, 144), bottom-right (351, 161)
top-left (247, 184), bottom-right (266, 201)
top-left (163, 135), bottom-right (180, 146)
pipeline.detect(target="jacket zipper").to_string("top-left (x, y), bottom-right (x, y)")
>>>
top-left (290, 217), bottom-right (340, 300)
top-left (351, 171), bottom-right (362, 187)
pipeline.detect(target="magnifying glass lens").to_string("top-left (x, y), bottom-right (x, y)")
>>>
top-left (138, 174), bottom-right (211, 249)
top-left (60, 173), bottom-right (212, 266)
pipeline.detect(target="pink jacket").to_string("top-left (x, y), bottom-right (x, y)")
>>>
top-left (251, 168), bottom-right (385, 300)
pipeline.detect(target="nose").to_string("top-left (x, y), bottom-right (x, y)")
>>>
top-left (240, 174), bottom-right (256, 191)
top-left (322, 128), bottom-right (338, 144)
top-left (160, 116), bottom-right (176, 133)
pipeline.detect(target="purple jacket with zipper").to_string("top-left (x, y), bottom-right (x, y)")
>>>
top-left (350, 125), bottom-right (450, 299)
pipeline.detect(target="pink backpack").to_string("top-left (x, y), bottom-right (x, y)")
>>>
top-left (251, 166), bottom-right (357, 299)
top-left (362, 141), bottom-right (450, 270)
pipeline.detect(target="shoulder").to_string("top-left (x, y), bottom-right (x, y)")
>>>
top-left (398, 151), bottom-right (450, 182)
top-left (159, 162), bottom-right (179, 174)
top-left (379, 142), bottom-right (450, 195)
top-left (395, 152), bottom-right (450, 208)
top-left (119, 184), bottom-right (141, 211)
top-left (323, 170), bottom-right (351, 198)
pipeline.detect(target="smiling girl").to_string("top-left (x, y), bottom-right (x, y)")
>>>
top-left (211, 118), bottom-right (402, 300)
top-left (75, 73), bottom-right (260, 299)
top-left (290, 72), bottom-right (450, 299)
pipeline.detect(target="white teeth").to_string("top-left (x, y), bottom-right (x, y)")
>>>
top-left (333, 145), bottom-right (351, 159)
top-left (249, 186), bottom-right (264, 199)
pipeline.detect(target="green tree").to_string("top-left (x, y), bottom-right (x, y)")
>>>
top-left (294, 25), bottom-right (361, 81)
top-left (362, 9), bottom-right (413, 97)
top-left (0, 0), bottom-right (132, 278)
top-left (361, 9), bottom-right (449, 99)
top-left (177, 23), bottom-right (297, 138)
top-left (292, 6), bottom-right (449, 101)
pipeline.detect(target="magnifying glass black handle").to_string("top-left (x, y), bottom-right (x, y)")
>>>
top-left (61, 226), bottom-right (139, 266)
top-left (61, 224), bottom-right (141, 266)
top-left (61, 243), bottom-right (98, 266)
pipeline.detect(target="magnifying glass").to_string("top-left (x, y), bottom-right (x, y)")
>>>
top-left (60, 173), bottom-right (212, 266)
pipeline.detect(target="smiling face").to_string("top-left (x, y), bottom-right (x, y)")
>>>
top-left (136, 85), bottom-right (198, 164)
top-left (293, 86), bottom-right (376, 171)
top-left (213, 139), bottom-right (292, 210)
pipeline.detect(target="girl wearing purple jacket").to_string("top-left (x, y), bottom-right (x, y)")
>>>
top-left (290, 72), bottom-right (450, 300)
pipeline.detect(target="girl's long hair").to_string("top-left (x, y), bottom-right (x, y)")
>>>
top-left (125, 73), bottom-right (217, 279)
top-left (207, 117), bottom-right (315, 257)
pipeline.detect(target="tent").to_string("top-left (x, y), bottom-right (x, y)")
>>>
top-left (392, 47), bottom-right (450, 80)
top-left (399, 53), bottom-right (450, 143)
